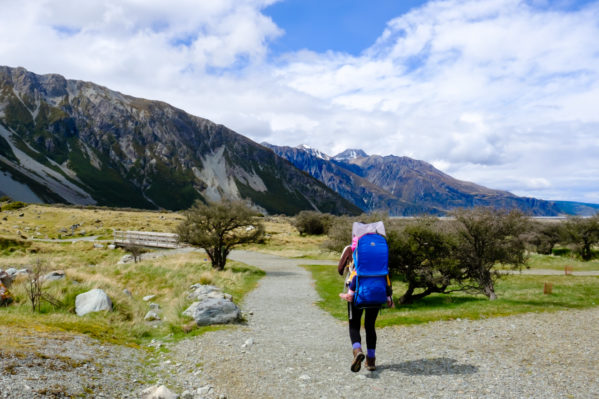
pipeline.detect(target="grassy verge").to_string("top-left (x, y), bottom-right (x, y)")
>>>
top-left (304, 264), bottom-right (599, 327)
top-left (522, 253), bottom-right (599, 272)
top-left (1, 248), bottom-right (264, 346)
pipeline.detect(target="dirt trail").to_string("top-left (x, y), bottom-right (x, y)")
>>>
top-left (173, 250), bottom-right (599, 399)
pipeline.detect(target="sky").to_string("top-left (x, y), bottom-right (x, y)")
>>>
top-left (1, 0), bottom-right (598, 204)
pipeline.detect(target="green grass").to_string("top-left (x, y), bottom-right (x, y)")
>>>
top-left (304, 264), bottom-right (599, 326)
top-left (523, 253), bottom-right (599, 272)
top-left (1, 250), bottom-right (265, 346)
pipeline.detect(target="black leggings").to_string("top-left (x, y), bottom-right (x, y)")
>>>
top-left (348, 303), bottom-right (380, 350)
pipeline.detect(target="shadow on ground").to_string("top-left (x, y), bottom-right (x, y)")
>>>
top-left (376, 357), bottom-right (478, 376)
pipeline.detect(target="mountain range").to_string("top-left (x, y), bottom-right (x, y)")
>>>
top-left (1, 66), bottom-right (597, 216)
top-left (0, 66), bottom-right (359, 215)
top-left (264, 144), bottom-right (599, 216)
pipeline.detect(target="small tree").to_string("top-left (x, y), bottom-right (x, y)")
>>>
top-left (563, 215), bottom-right (599, 261)
top-left (526, 221), bottom-right (564, 255)
top-left (122, 244), bottom-right (147, 263)
top-left (388, 218), bottom-right (463, 304)
top-left (452, 208), bottom-right (529, 300)
top-left (177, 199), bottom-right (265, 270)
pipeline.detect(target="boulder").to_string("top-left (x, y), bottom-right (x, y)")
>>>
top-left (5, 268), bottom-right (17, 277)
top-left (75, 289), bottom-right (113, 316)
top-left (123, 288), bottom-right (132, 297)
top-left (93, 243), bottom-right (104, 249)
top-left (0, 281), bottom-right (13, 306)
top-left (44, 270), bottom-right (65, 282)
top-left (143, 295), bottom-right (156, 302)
top-left (107, 244), bottom-right (116, 250)
top-left (183, 297), bottom-right (241, 326)
top-left (141, 385), bottom-right (178, 399)
top-left (144, 310), bottom-right (161, 321)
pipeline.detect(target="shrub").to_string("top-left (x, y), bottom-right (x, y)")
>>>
top-left (293, 211), bottom-right (333, 236)
top-left (1, 201), bottom-right (27, 211)
top-left (452, 208), bottom-right (529, 300)
top-left (388, 218), bottom-right (463, 304)
top-left (562, 215), bottom-right (599, 261)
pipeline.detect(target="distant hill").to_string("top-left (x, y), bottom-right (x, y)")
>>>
top-left (0, 66), bottom-right (360, 215)
top-left (265, 143), bottom-right (596, 216)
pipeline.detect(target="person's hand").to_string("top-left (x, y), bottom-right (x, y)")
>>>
top-left (339, 292), bottom-right (353, 302)
top-left (386, 296), bottom-right (394, 308)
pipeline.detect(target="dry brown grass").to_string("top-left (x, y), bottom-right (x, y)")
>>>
top-left (244, 217), bottom-right (338, 260)
top-left (0, 204), bottom-right (183, 240)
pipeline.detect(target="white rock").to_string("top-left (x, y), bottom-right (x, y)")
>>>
top-left (123, 288), bottom-right (132, 296)
top-left (5, 268), bottom-right (17, 277)
top-left (299, 374), bottom-right (311, 380)
top-left (141, 384), bottom-right (179, 399)
top-left (143, 295), bottom-right (156, 302)
top-left (145, 310), bottom-right (161, 321)
top-left (182, 298), bottom-right (241, 326)
top-left (44, 270), bottom-right (65, 281)
top-left (108, 244), bottom-right (116, 250)
top-left (75, 289), bottom-right (113, 316)
top-left (93, 243), bottom-right (104, 249)
top-left (181, 390), bottom-right (193, 399)
top-left (242, 338), bottom-right (254, 348)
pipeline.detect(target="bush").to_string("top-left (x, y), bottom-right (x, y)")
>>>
top-left (562, 215), bottom-right (599, 261)
top-left (452, 208), bottom-right (529, 300)
top-left (1, 201), bottom-right (27, 211)
top-left (388, 218), bottom-right (463, 304)
top-left (293, 211), bottom-right (333, 236)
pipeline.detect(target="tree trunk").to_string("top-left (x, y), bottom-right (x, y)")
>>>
top-left (483, 283), bottom-right (497, 300)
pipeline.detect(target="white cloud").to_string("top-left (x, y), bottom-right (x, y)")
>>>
top-left (1, 0), bottom-right (598, 203)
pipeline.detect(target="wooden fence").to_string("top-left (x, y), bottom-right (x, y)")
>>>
top-left (113, 230), bottom-right (180, 249)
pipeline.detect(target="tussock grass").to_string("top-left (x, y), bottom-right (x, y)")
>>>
top-left (0, 204), bottom-right (183, 240)
top-left (304, 264), bottom-right (599, 327)
top-left (2, 245), bottom-right (263, 345)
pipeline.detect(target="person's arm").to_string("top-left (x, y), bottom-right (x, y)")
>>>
top-left (337, 245), bottom-right (352, 275)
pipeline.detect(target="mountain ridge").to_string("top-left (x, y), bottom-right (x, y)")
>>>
top-left (265, 143), bottom-right (593, 216)
top-left (0, 66), bottom-right (360, 215)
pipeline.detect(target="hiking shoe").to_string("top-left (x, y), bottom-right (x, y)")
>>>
top-left (351, 348), bottom-right (365, 372)
top-left (365, 356), bottom-right (376, 371)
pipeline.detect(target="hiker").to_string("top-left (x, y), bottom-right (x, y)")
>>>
top-left (338, 221), bottom-right (393, 372)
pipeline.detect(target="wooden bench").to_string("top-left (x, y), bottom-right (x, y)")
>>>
top-left (113, 230), bottom-right (180, 249)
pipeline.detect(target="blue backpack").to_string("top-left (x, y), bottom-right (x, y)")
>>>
top-left (353, 233), bottom-right (389, 308)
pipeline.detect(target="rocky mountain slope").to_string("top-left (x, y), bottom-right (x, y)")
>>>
top-left (265, 144), bottom-right (581, 216)
top-left (0, 66), bottom-right (360, 215)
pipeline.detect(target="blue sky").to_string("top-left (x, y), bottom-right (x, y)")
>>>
top-left (0, 0), bottom-right (598, 204)
top-left (264, 0), bottom-right (424, 55)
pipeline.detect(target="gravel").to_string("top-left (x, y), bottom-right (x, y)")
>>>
top-left (173, 250), bottom-right (599, 399)
top-left (2, 249), bottom-right (598, 398)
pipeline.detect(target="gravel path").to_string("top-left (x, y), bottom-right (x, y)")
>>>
top-left (2, 250), bottom-right (597, 398)
top-left (173, 250), bottom-right (599, 399)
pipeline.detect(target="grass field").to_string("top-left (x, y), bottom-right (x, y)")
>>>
top-left (2, 203), bottom-right (598, 344)
top-left (304, 264), bottom-right (599, 327)
top-left (1, 249), bottom-right (264, 345)
top-left (0, 204), bottom-right (183, 240)
top-left (0, 203), bottom-right (264, 346)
